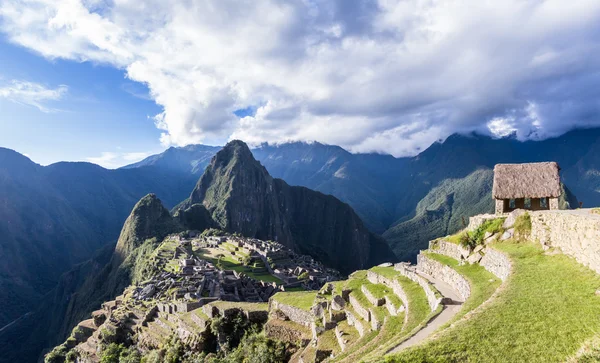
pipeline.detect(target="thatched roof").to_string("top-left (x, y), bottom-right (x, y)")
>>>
top-left (493, 162), bottom-right (561, 199)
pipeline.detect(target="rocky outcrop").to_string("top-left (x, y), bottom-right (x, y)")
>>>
top-left (180, 140), bottom-right (394, 274)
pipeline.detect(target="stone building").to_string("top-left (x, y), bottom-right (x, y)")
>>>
top-left (492, 162), bottom-right (561, 214)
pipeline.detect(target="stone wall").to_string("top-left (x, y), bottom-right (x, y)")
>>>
top-left (479, 247), bottom-right (512, 281)
top-left (345, 310), bottom-right (366, 337)
top-left (467, 214), bottom-right (498, 231)
top-left (530, 210), bottom-right (600, 274)
top-left (394, 263), bottom-right (441, 312)
top-left (335, 326), bottom-right (347, 351)
top-left (270, 300), bottom-right (315, 327)
top-left (369, 309), bottom-right (382, 330)
top-left (416, 254), bottom-right (471, 301)
top-left (264, 320), bottom-right (311, 345)
top-left (361, 285), bottom-right (385, 306)
top-left (429, 240), bottom-right (470, 261)
top-left (367, 271), bottom-right (409, 320)
top-left (348, 294), bottom-right (370, 322)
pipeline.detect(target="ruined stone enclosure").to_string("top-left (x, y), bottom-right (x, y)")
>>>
top-left (492, 162), bottom-right (561, 214)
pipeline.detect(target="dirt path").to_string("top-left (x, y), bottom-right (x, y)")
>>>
top-left (388, 272), bottom-right (463, 353)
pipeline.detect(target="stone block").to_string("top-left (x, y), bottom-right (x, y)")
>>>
top-left (501, 228), bottom-right (514, 241)
top-left (331, 295), bottom-right (346, 310)
top-left (467, 252), bottom-right (482, 264)
top-left (503, 209), bottom-right (526, 229)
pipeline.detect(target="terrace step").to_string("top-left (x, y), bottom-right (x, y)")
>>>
top-left (387, 263), bottom-right (464, 353)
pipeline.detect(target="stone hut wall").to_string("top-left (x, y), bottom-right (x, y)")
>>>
top-left (530, 210), bottom-right (600, 274)
top-left (479, 247), bottom-right (512, 281)
top-left (394, 263), bottom-right (441, 312)
top-left (270, 300), bottom-right (314, 327)
top-left (429, 240), bottom-right (469, 261)
top-left (417, 254), bottom-right (471, 301)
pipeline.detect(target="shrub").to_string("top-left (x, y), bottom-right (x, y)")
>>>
top-left (45, 345), bottom-right (68, 363)
top-left (222, 333), bottom-right (293, 363)
top-left (65, 350), bottom-right (78, 363)
top-left (459, 218), bottom-right (506, 249)
top-left (100, 343), bottom-right (125, 363)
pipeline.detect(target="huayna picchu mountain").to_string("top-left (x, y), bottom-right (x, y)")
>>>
top-left (178, 140), bottom-right (393, 274)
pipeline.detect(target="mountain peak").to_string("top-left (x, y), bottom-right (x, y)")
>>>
top-left (114, 193), bottom-right (179, 260)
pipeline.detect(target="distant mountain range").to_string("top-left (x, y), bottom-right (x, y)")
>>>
top-left (2, 128), bottom-right (600, 362)
top-left (123, 129), bottom-right (594, 259)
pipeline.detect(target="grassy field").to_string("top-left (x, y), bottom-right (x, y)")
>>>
top-left (271, 291), bottom-right (316, 311)
top-left (194, 247), bottom-right (282, 284)
top-left (386, 241), bottom-right (600, 363)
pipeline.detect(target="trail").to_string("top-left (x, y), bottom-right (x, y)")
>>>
top-left (0, 312), bottom-right (33, 334)
top-left (388, 272), bottom-right (463, 353)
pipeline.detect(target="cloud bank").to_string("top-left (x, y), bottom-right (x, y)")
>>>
top-left (0, 80), bottom-right (67, 112)
top-left (2, 0), bottom-right (600, 155)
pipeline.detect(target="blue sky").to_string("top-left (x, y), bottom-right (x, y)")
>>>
top-left (0, 37), bottom-right (169, 167)
top-left (1, 1), bottom-right (600, 167)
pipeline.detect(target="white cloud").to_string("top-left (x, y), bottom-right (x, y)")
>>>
top-left (0, 80), bottom-right (67, 112)
top-left (86, 151), bottom-right (152, 168)
top-left (2, 0), bottom-right (600, 155)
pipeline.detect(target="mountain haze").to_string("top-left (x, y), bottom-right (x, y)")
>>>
top-left (0, 148), bottom-right (196, 329)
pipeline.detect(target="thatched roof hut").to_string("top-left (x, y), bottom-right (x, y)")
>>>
top-left (492, 162), bottom-right (561, 199)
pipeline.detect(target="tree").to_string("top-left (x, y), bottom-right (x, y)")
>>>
top-left (100, 343), bottom-right (124, 363)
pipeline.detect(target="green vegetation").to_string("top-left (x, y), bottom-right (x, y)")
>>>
top-left (271, 291), bottom-right (316, 311)
top-left (99, 343), bottom-right (141, 363)
top-left (332, 267), bottom-right (434, 362)
top-left (458, 217), bottom-right (505, 249)
top-left (384, 169), bottom-right (495, 260)
top-left (195, 248), bottom-right (282, 284)
top-left (222, 332), bottom-right (294, 363)
top-left (387, 241), bottom-right (600, 362)
top-left (513, 212), bottom-right (532, 240)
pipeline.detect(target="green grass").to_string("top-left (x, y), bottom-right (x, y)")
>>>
top-left (344, 271), bottom-right (388, 322)
top-left (514, 212), bottom-right (532, 240)
top-left (195, 249), bottom-right (282, 284)
top-left (271, 291), bottom-right (316, 311)
top-left (318, 328), bottom-right (341, 353)
top-left (387, 241), bottom-right (600, 363)
top-left (334, 268), bottom-right (433, 362)
top-left (423, 252), bottom-right (500, 327)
